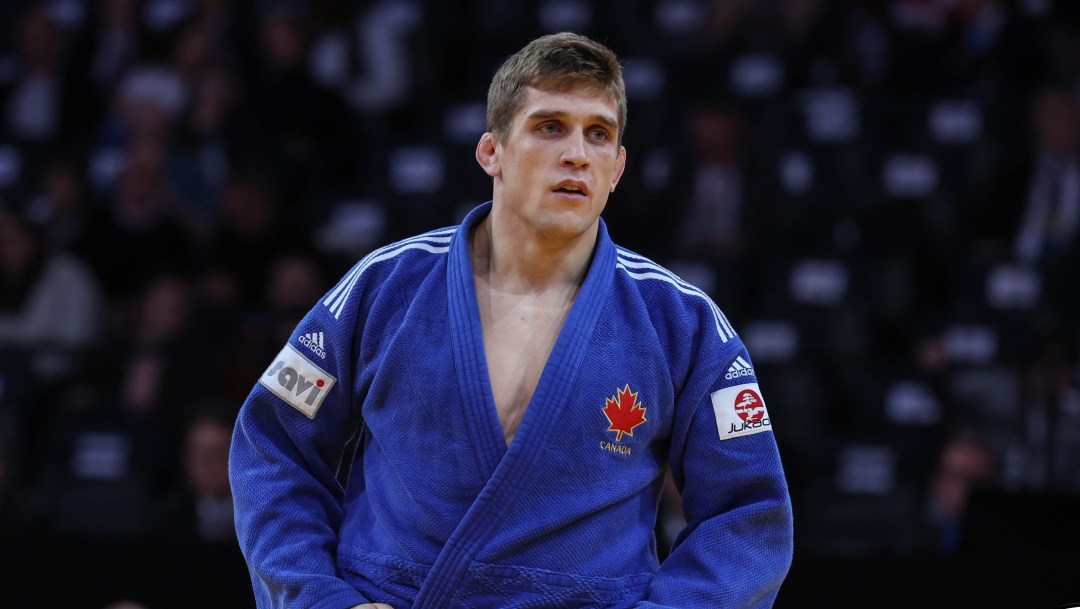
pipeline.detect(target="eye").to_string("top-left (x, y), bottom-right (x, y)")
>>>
top-left (589, 128), bottom-right (610, 141)
top-left (538, 122), bottom-right (560, 134)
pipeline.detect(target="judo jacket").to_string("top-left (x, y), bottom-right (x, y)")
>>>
top-left (229, 201), bottom-right (794, 609)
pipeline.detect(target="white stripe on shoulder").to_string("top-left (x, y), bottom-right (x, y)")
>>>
top-left (323, 228), bottom-right (456, 319)
top-left (615, 249), bottom-right (735, 342)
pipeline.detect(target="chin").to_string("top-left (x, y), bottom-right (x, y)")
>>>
top-left (540, 210), bottom-right (600, 239)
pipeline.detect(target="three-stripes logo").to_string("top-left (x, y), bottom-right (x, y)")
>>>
top-left (298, 331), bottom-right (326, 359)
top-left (724, 355), bottom-right (754, 380)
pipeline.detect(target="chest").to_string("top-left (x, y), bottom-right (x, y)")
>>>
top-left (356, 278), bottom-right (673, 482)
top-left (480, 299), bottom-right (570, 445)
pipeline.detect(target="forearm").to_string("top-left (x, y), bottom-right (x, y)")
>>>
top-left (231, 397), bottom-right (366, 609)
top-left (638, 496), bottom-right (793, 608)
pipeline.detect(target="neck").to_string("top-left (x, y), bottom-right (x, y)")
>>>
top-left (470, 207), bottom-right (596, 297)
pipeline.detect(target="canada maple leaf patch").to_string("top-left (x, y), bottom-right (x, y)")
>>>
top-left (603, 384), bottom-right (648, 441)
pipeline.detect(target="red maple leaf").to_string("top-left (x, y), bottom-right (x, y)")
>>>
top-left (603, 384), bottom-right (647, 441)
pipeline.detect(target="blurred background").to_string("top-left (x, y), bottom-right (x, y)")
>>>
top-left (0, 0), bottom-right (1078, 607)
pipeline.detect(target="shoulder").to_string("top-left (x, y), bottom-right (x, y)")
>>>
top-left (358, 226), bottom-right (459, 269)
top-left (611, 246), bottom-right (738, 345)
top-left (321, 226), bottom-right (458, 320)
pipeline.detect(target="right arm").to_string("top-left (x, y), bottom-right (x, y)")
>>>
top-left (229, 294), bottom-right (370, 609)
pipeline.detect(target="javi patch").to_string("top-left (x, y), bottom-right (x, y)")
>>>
top-left (711, 383), bottom-right (772, 440)
top-left (260, 344), bottom-right (336, 419)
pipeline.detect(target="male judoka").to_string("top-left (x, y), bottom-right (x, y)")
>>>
top-left (229, 31), bottom-right (794, 609)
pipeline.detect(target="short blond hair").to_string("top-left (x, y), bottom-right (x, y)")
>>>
top-left (486, 32), bottom-right (627, 146)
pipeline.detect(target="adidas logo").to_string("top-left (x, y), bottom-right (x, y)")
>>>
top-left (298, 331), bottom-right (327, 359)
top-left (724, 356), bottom-right (754, 380)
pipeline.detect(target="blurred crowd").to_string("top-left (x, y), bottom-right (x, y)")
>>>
top-left (0, 0), bottom-right (1078, 607)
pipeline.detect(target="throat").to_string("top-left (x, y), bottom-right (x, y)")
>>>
top-left (473, 207), bottom-right (597, 294)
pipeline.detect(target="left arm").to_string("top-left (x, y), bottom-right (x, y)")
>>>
top-left (637, 356), bottom-right (794, 608)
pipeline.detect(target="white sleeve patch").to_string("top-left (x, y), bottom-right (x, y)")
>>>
top-left (711, 382), bottom-right (773, 440)
top-left (259, 344), bottom-right (337, 419)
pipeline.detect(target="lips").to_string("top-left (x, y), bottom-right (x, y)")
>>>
top-left (553, 180), bottom-right (589, 196)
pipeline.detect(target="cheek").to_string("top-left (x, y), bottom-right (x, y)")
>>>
top-left (504, 158), bottom-right (541, 186)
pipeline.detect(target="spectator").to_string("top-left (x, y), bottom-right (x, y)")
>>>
top-left (81, 137), bottom-right (198, 301)
top-left (202, 175), bottom-right (294, 306)
top-left (106, 272), bottom-right (236, 456)
top-left (1012, 89), bottom-right (1080, 317)
top-left (170, 64), bottom-right (246, 218)
top-left (29, 367), bottom-right (167, 539)
top-left (224, 252), bottom-right (326, 401)
top-left (922, 429), bottom-right (1000, 555)
top-left (0, 4), bottom-right (81, 205)
top-left (0, 208), bottom-right (105, 381)
top-left (671, 102), bottom-right (748, 264)
top-left (84, 0), bottom-right (144, 106)
top-left (1009, 334), bottom-right (1080, 492)
top-left (153, 401), bottom-right (235, 543)
top-left (24, 156), bottom-right (95, 253)
top-left (2, 5), bottom-right (69, 145)
top-left (666, 100), bottom-right (763, 315)
top-left (237, 5), bottom-right (358, 213)
top-left (1013, 89), bottom-right (1080, 261)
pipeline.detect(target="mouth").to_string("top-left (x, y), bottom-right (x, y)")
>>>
top-left (553, 180), bottom-right (590, 197)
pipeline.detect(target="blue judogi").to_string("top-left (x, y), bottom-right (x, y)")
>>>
top-left (229, 202), bottom-right (793, 609)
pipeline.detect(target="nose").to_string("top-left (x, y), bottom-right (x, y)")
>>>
top-left (561, 130), bottom-right (589, 168)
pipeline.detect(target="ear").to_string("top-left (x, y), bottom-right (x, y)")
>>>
top-left (476, 132), bottom-right (501, 178)
top-left (609, 145), bottom-right (627, 192)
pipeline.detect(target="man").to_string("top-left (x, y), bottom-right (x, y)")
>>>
top-left (229, 32), bottom-right (793, 609)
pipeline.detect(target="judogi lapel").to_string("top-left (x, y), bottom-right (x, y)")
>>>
top-left (413, 202), bottom-right (616, 608)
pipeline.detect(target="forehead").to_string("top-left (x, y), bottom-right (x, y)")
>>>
top-left (514, 85), bottom-right (619, 124)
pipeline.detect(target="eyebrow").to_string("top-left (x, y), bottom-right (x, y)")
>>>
top-left (526, 109), bottom-right (618, 132)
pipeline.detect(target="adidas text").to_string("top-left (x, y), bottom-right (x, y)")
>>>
top-left (298, 332), bottom-right (326, 359)
top-left (725, 368), bottom-right (755, 380)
